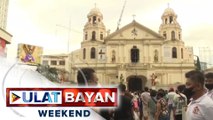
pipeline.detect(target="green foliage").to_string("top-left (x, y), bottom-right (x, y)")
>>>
top-left (194, 56), bottom-right (201, 71)
top-left (36, 64), bottom-right (60, 83)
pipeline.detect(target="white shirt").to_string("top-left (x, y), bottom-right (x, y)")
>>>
top-left (173, 93), bottom-right (187, 115)
top-left (167, 91), bottom-right (176, 105)
top-left (141, 91), bottom-right (150, 106)
top-left (207, 89), bottom-right (213, 100)
top-left (186, 94), bottom-right (213, 120)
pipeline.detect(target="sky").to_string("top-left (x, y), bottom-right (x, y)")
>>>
top-left (6, 0), bottom-right (213, 59)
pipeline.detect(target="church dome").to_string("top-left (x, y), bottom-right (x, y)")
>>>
top-left (87, 7), bottom-right (103, 17)
top-left (162, 7), bottom-right (176, 16)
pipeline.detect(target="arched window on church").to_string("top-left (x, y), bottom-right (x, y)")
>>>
top-left (179, 32), bottom-right (181, 40)
top-left (171, 31), bottom-right (175, 40)
top-left (172, 47), bottom-right (177, 58)
top-left (85, 32), bottom-right (88, 40)
top-left (100, 32), bottom-right (103, 40)
top-left (93, 16), bottom-right (97, 24)
top-left (169, 16), bottom-right (173, 24)
top-left (91, 47), bottom-right (96, 59)
top-left (181, 48), bottom-right (183, 59)
top-left (83, 48), bottom-right (86, 59)
top-left (163, 31), bottom-right (167, 39)
top-left (165, 18), bottom-right (168, 24)
top-left (131, 46), bottom-right (139, 63)
top-left (89, 18), bottom-right (91, 23)
top-left (92, 31), bottom-right (96, 41)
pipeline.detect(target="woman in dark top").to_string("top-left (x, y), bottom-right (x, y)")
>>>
top-left (114, 84), bottom-right (134, 120)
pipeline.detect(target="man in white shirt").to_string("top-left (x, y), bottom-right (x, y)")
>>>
top-left (167, 87), bottom-right (176, 119)
top-left (205, 72), bottom-right (213, 100)
top-left (185, 70), bottom-right (213, 120)
top-left (141, 87), bottom-right (150, 120)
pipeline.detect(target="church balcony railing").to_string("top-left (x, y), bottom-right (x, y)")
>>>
top-left (127, 63), bottom-right (149, 69)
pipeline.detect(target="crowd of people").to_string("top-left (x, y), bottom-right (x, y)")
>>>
top-left (76, 68), bottom-right (213, 120)
top-left (113, 85), bottom-right (187, 120)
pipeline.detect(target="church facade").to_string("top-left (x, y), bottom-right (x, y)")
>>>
top-left (69, 6), bottom-right (195, 90)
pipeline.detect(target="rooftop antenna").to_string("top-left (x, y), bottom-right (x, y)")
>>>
top-left (116, 0), bottom-right (127, 31)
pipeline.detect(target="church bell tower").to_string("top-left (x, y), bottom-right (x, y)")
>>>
top-left (159, 6), bottom-right (182, 41)
top-left (81, 6), bottom-right (106, 61)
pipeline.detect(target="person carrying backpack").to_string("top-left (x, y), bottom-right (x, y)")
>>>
top-left (173, 85), bottom-right (187, 120)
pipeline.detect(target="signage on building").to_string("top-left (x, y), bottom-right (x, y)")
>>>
top-left (17, 43), bottom-right (43, 65)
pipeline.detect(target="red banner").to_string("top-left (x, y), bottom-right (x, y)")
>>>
top-left (0, 39), bottom-right (6, 48)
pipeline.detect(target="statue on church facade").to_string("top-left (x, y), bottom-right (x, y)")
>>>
top-left (150, 73), bottom-right (157, 86)
top-left (154, 49), bottom-right (158, 62)
top-left (111, 50), bottom-right (116, 63)
top-left (120, 74), bottom-right (124, 83)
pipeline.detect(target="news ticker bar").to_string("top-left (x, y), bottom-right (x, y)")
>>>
top-left (6, 88), bottom-right (118, 107)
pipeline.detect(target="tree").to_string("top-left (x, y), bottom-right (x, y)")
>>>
top-left (194, 55), bottom-right (201, 71)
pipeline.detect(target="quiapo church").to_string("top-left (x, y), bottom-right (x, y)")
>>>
top-left (68, 6), bottom-right (195, 91)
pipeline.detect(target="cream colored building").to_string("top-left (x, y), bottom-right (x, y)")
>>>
top-left (0, 0), bottom-right (12, 57)
top-left (0, 0), bottom-right (9, 29)
top-left (69, 7), bottom-right (195, 90)
top-left (41, 54), bottom-right (70, 72)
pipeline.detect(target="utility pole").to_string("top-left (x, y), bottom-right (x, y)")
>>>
top-left (56, 17), bottom-right (71, 53)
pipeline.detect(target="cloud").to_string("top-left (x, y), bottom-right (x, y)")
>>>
top-left (6, 0), bottom-right (213, 58)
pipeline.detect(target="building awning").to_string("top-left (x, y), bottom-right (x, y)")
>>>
top-left (0, 28), bottom-right (12, 44)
